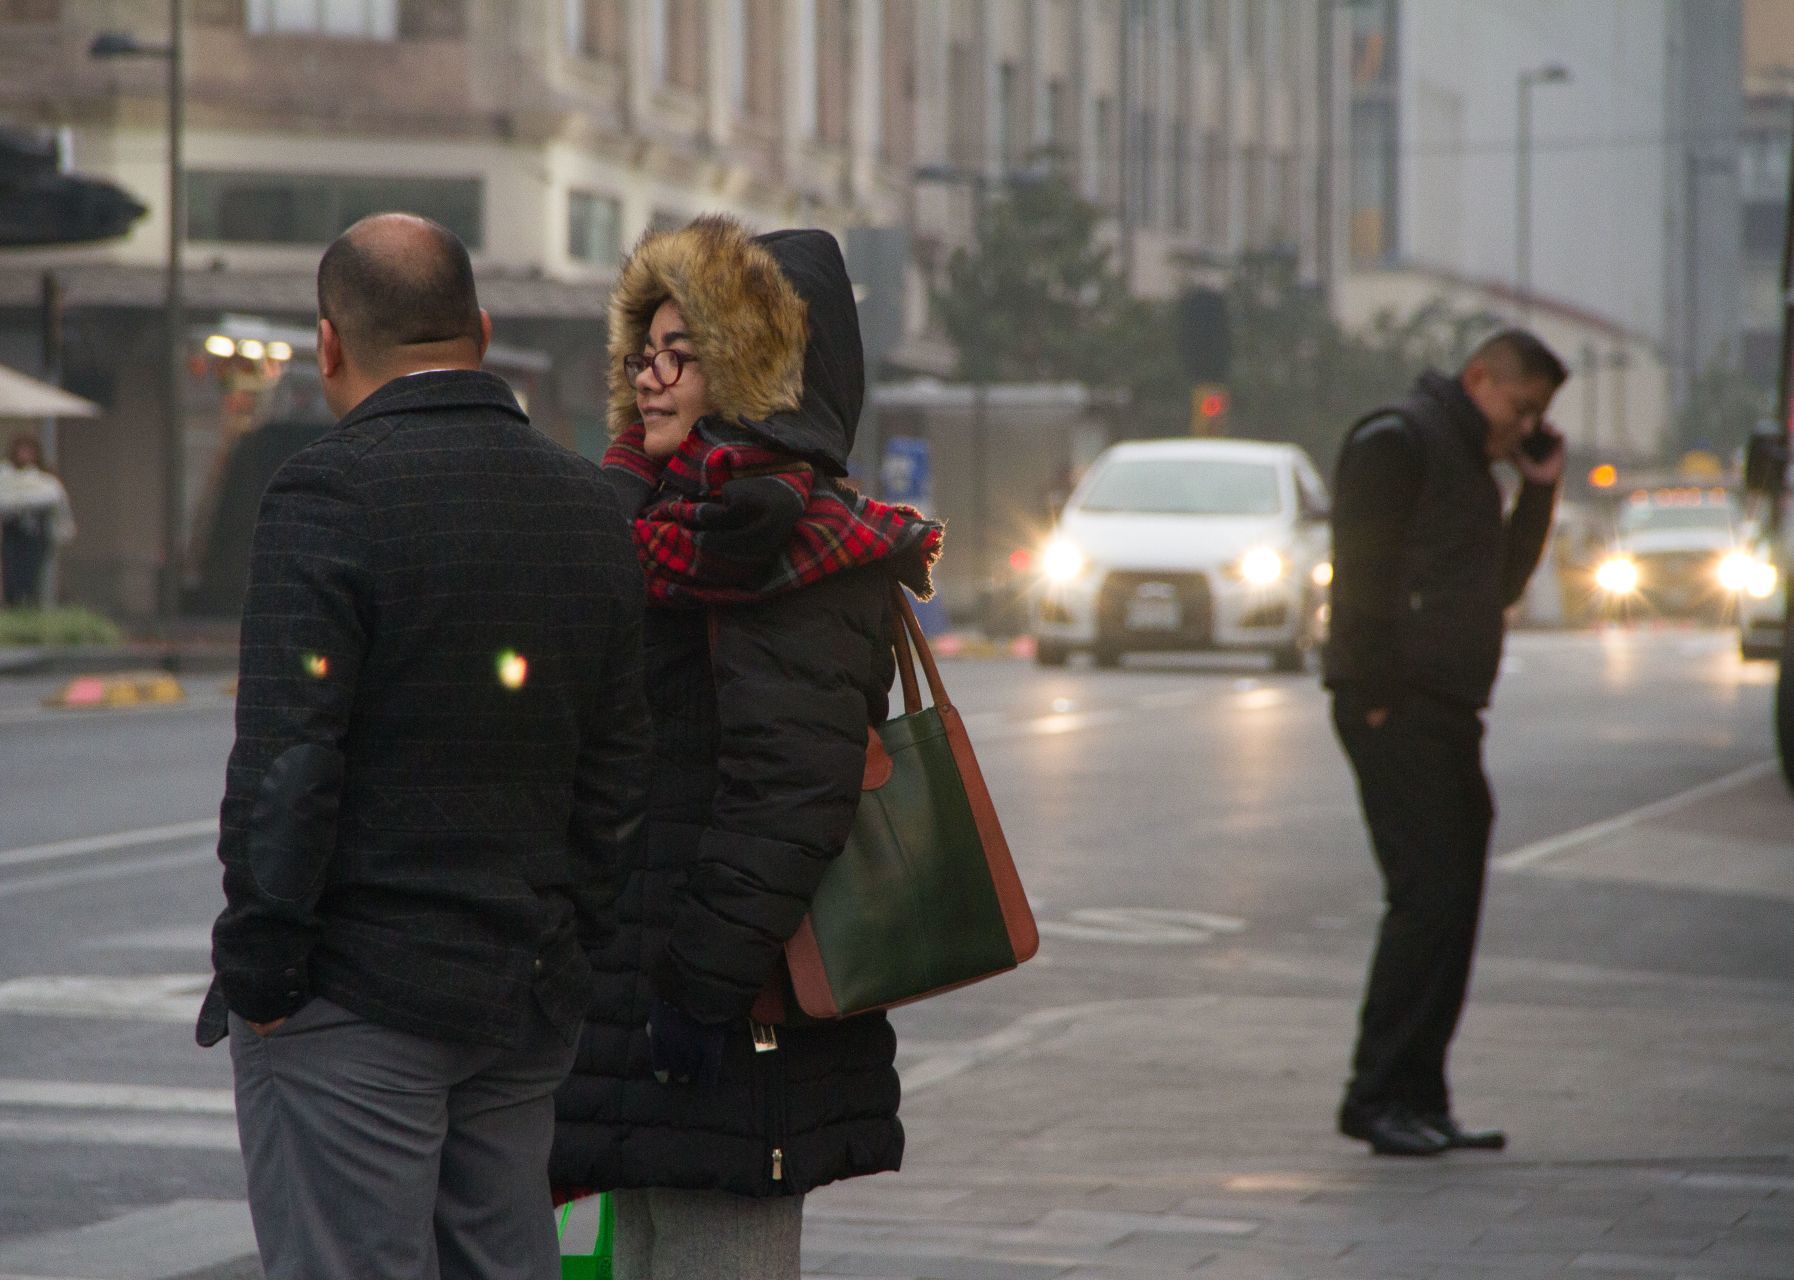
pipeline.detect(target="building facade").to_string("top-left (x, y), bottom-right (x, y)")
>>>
top-left (0, 0), bottom-right (1338, 620)
top-left (1340, 0), bottom-right (1746, 460)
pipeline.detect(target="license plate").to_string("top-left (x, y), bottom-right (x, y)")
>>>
top-left (1125, 585), bottom-right (1181, 631)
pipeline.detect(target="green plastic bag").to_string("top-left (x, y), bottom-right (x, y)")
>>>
top-left (557, 1194), bottom-right (614, 1280)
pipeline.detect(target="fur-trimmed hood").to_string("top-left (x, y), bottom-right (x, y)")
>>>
top-left (607, 216), bottom-right (864, 475)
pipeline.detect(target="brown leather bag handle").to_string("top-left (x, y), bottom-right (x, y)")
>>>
top-left (888, 584), bottom-right (923, 715)
top-left (888, 583), bottom-right (952, 715)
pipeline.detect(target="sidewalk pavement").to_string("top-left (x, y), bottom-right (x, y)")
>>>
top-left (6, 681), bottom-right (1790, 1280)
top-left (776, 765), bottom-right (1794, 1280)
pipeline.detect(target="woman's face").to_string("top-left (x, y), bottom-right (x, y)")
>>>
top-left (8, 439), bottom-right (41, 469)
top-left (635, 300), bottom-right (713, 461)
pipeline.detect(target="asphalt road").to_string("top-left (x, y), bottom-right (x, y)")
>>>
top-left (0, 629), bottom-right (1787, 1275)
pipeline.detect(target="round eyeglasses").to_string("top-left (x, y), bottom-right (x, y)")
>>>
top-left (623, 348), bottom-right (699, 387)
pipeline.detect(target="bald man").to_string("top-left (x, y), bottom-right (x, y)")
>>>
top-left (197, 214), bottom-right (649, 1280)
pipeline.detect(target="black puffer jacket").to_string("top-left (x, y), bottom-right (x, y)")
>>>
top-left (551, 222), bottom-right (914, 1196)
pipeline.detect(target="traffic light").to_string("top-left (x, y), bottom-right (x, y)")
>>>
top-left (1175, 287), bottom-right (1231, 383)
top-left (0, 125), bottom-right (145, 247)
top-left (1191, 384), bottom-right (1229, 436)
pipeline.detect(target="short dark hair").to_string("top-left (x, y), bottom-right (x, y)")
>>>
top-left (1463, 328), bottom-right (1568, 388)
top-left (317, 214), bottom-right (481, 364)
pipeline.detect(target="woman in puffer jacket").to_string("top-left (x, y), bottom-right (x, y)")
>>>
top-left (550, 216), bottom-right (941, 1280)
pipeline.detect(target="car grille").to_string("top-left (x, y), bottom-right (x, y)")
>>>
top-left (1096, 571), bottom-right (1214, 648)
top-left (1636, 551), bottom-right (1712, 588)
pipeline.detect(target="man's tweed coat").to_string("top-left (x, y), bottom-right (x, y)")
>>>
top-left (198, 369), bottom-right (650, 1051)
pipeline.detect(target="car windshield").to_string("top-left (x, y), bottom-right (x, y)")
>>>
top-left (1618, 502), bottom-right (1737, 535)
top-left (1078, 459), bottom-right (1283, 516)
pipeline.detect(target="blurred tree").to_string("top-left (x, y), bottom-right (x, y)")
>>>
top-left (1223, 251), bottom-right (1502, 466)
top-left (932, 183), bottom-right (1503, 467)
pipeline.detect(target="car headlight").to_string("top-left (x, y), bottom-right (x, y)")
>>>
top-left (1233, 546), bottom-right (1286, 587)
top-left (1311, 561), bottom-right (1334, 588)
top-left (1040, 537), bottom-right (1088, 585)
top-left (1718, 549), bottom-right (1778, 599)
top-left (1594, 554), bottom-right (1641, 596)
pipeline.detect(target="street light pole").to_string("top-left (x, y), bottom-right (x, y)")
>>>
top-left (1516, 64), bottom-right (1570, 322)
top-left (164, 3), bottom-right (186, 626)
top-left (91, 1), bottom-right (185, 626)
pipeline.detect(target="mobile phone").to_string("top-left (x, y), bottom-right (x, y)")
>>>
top-left (1520, 430), bottom-right (1558, 462)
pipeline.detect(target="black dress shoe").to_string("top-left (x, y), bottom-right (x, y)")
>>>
top-left (1420, 1113), bottom-right (1507, 1150)
top-left (1338, 1103), bottom-right (1449, 1156)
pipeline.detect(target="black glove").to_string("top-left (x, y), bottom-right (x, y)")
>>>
top-left (646, 995), bottom-right (726, 1087)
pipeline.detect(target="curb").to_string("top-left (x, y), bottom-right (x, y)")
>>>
top-left (44, 671), bottom-right (187, 710)
top-left (0, 645), bottom-right (239, 678)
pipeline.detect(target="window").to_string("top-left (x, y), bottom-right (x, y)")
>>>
top-left (1202, 129), bottom-right (1227, 246)
top-left (567, 0), bottom-right (622, 60)
top-left (1080, 460), bottom-right (1284, 517)
top-left (186, 171), bottom-right (483, 247)
top-left (397, 0), bottom-right (464, 38)
top-left (998, 63), bottom-right (1027, 170)
top-left (1133, 110), bottom-right (1156, 225)
top-left (1744, 201), bottom-right (1787, 262)
top-left (880, 0), bottom-right (917, 167)
top-left (1170, 118), bottom-right (1190, 232)
top-left (246, 0), bottom-right (398, 38)
top-left (1, 0), bottom-right (61, 20)
top-left (1046, 78), bottom-right (1075, 168)
top-left (947, 39), bottom-right (982, 167)
top-left (666, 0), bottom-right (706, 92)
top-left (568, 191), bottom-right (621, 267)
top-left (816, 0), bottom-right (853, 146)
top-left (741, 0), bottom-right (781, 119)
top-left (1095, 97), bottom-right (1119, 208)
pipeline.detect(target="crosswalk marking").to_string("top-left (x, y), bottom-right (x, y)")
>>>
top-left (0, 849), bottom-right (213, 901)
top-left (0, 975), bottom-right (209, 1023)
top-left (0, 821), bottom-right (216, 871)
top-left (0, 1080), bottom-right (233, 1115)
top-left (0, 1116), bottom-right (239, 1152)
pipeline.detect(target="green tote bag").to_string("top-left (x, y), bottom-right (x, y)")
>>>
top-left (753, 584), bottom-right (1039, 1023)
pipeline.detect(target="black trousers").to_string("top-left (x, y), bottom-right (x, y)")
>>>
top-left (1332, 693), bottom-right (1494, 1115)
top-left (2, 520), bottom-right (48, 607)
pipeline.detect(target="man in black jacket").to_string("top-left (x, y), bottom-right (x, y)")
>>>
top-left (1324, 329), bottom-right (1567, 1157)
top-left (196, 213), bottom-right (649, 1280)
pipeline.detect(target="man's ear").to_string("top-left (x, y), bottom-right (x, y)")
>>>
top-left (317, 318), bottom-right (343, 379)
top-left (476, 309), bottom-right (492, 362)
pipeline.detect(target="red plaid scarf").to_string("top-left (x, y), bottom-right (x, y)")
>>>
top-left (603, 422), bottom-right (942, 606)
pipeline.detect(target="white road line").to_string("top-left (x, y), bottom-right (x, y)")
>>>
top-left (0, 1079), bottom-right (234, 1115)
top-left (0, 848), bottom-right (213, 901)
top-left (0, 1115), bottom-right (240, 1151)
top-left (0, 820), bottom-right (216, 871)
top-left (1492, 759), bottom-right (1781, 872)
top-left (0, 975), bottom-right (210, 1022)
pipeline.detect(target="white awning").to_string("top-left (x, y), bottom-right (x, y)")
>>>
top-left (0, 363), bottom-right (99, 420)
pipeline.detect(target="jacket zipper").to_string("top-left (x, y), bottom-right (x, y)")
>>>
top-left (751, 1019), bottom-right (787, 1183)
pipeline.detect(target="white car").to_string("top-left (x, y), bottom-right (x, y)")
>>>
top-left (1028, 438), bottom-right (1331, 670)
top-left (1585, 489), bottom-right (1778, 626)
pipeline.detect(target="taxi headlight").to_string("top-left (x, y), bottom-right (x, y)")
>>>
top-left (1718, 549), bottom-right (1777, 598)
top-left (1235, 546), bottom-right (1286, 587)
top-left (1594, 554), bottom-right (1641, 596)
top-left (1040, 537), bottom-right (1088, 585)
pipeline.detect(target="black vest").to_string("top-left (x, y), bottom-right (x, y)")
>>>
top-left (1329, 373), bottom-right (1508, 708)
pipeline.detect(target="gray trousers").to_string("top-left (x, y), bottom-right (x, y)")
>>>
top-left (611, 1188), bottom-right (804, 1280)
top-left (229, 997), bottom-right (577, 1280)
